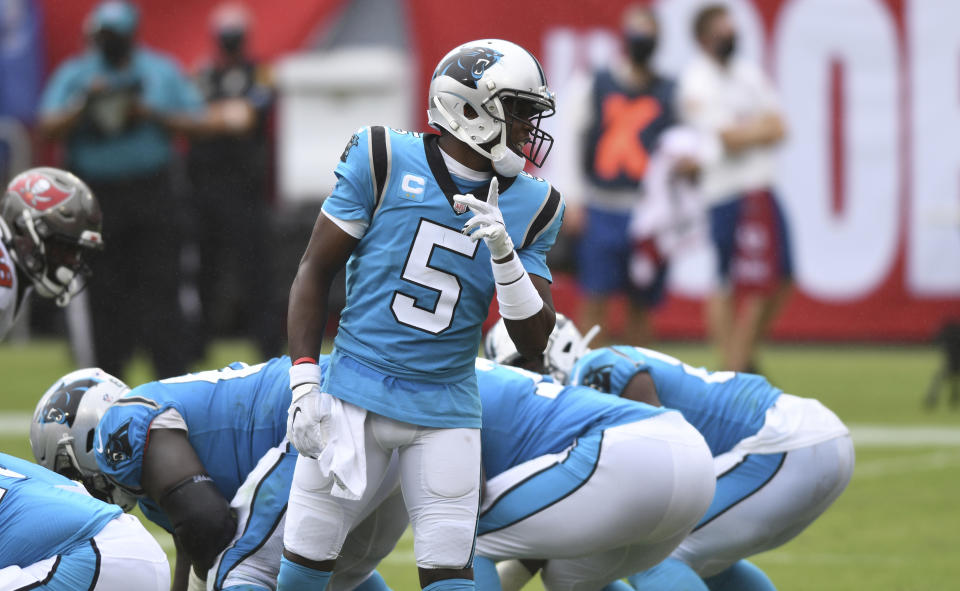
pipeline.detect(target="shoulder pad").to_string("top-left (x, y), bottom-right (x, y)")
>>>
top-left (520, 181), bottom-right (563, 249)
top-left (367, 126), bottom-right (394, 213)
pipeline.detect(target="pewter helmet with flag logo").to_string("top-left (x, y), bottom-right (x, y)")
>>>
top-left (0, 167), bottom-right (104, 306)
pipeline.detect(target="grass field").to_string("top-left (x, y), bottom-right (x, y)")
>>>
top-left (2, 339), bottom-right (958, 590)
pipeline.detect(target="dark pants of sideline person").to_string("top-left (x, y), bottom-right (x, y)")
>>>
top-left (188, 153), bottom-right (281, 359)
top-left (86, 169), bottom-right (188, 379)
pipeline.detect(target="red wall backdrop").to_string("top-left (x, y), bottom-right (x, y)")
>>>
top-left (37, 0), bottom-right (960, 342)
top-left (38, 0), bottom-right (344, 71)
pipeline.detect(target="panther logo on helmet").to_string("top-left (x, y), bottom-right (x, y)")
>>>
top-left (37, 378), bottom-right (101, 428)
top-left (579, 364), bottom-right (615, 393)
top-left (9, 173), bottom-right (75, 212)
top-left (434, 47), bottom-right (504, 89)
top-left (104, 421), bottom-right (134, 468)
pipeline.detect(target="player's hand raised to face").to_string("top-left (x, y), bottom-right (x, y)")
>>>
top-left (455, 178), bottom-right (514, 260)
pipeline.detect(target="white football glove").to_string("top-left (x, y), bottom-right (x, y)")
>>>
top-left (454, 177), bottom-right (515, 260)
top-left (287, 364), bottom-right (332, 459)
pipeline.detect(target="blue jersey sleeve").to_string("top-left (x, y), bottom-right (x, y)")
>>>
top-left (38, 59), bottom-right (85, 115)
top-left (570, 346), bottom-right (649, 396)
top-left (518, 196), bottom-right (564, 282)
top-left (94, 394), bottom-right (168, 494)
top-left (320, 127), bottom-right (376, 228)
top-left (139, 51), bottom-right (203, 114)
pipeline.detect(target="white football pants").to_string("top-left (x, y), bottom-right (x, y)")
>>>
top-left (0, 513), bottom-right (169, 591)
top-left (284, 409), bottom-right (481, 570)
top-left (476, 412), bottom-right (716, 591)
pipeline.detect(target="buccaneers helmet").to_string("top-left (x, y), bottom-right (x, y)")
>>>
top-left (0, 167), bottom-right (104, 306)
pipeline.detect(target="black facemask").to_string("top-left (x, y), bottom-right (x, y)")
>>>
top-left (714, 35), bottom-right (737, 62)
top-left (97, 33), bottom-right (133, 67)
top-left (218, 31), bottom-right (246, 57)
top-left (626, 34), bottom-right (657, 66)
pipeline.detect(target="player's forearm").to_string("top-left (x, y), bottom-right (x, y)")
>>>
top-left (500, 269), bottom-right (556, 359)
top-left (504, 305), bottom-right (555, 359)
top-left (287, 261), bottom-right (331, 361)
top-left (171, 537), bottom-right (191, 591)
top-left (37, 106), bottom-right (85, 140)
top-left (720, 112), bottom-right (785, 153)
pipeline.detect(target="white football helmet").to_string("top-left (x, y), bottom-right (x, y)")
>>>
top-left (30, 368), bottom-right (138, 511)
top-left (484, 314), bottom-right (600, 383)
top-left (427, 39), bottom-right (556, 177)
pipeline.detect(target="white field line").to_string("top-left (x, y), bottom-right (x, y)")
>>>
top-left (0, 412), bottom-right (32, 435)
top-left (848, 425), bottom-right (960, 447)
top-left (2, 412), bottom-right (960, 447)
top-left (757, 551), bottom-right (912, 566)
top-left (853, 449), bottom-right (960, 479)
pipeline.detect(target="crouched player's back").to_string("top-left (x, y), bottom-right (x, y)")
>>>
top-left (475, 358), bottom-right (668, 478)
top-left (94, 356), bottom-right (306, 504)
top-left (572, 346), bottom-right (781, 455)
top-left (0, 453), bottom-right (120, 568)
top-left (0, 452), bottom-right (169, 590)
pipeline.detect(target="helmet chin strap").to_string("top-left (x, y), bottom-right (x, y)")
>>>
top-left (433, 96), bottom-right (525, 178)
top-left (33, 267), bottom-right (76, 307)
top-left (491, 144), bottom-right (524, 177)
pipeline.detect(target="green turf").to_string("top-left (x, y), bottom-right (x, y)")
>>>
top-left (2, 339), bottom-right (958, 590)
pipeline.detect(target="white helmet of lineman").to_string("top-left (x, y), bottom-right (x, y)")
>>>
top-left (484, 314), bottom-right (600, 383)
top-left (30, 368), bottom-right (138, 511)
top-left (427, 39), bottom-right (556, 177)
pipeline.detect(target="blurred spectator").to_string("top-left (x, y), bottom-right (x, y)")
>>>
top-left (678, 3), bottom-right (791, 372)
top-left (188, 2), bottom-right (280, 359)
top-left (0, 0), bottom-right (45, 185)
top-left (570, 4), bottom-right (678, 345)
top-left (37, 0), bottom-right (206, 379)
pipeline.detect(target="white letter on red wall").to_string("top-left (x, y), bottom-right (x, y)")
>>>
top-left (775, 0), bottom-right (900, 300)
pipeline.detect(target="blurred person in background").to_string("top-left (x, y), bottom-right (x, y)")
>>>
top-left (678, 4), bottom-right (792, 373)
top-left (188, 2), bottom-right (280, 360)
top-left (0, 167), bottom-right (103, 341)
top-left (37, 1), bottom-right (208, 379)
top-left (570, 4), bottom-right (679, 346)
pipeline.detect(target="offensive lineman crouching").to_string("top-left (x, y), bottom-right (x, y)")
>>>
top-left (32, 358), bottom-right (405, 591)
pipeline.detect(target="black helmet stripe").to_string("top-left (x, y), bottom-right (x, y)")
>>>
top-left (521, 46), bottom-right (547, 86)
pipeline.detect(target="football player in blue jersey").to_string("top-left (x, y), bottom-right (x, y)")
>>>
top-left (472, 319), bottom-right (715, 591)
top-left (282, 39), bottom-right (565, 591)
top-left (31, 359), bottom-right (406, 591)
top-left (569, 343), bottom-right (854, 591)
top-left (0, 452), bottom-right (169, 590)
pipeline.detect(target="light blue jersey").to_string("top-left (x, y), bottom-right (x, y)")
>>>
top-left (0, 452), bottom-right (121, 568)
top-left (570, 347), bottom-right (782, 456)
top-left (94, 356), bottom-right (329, 530)
top-left (321, 127), bottom-right (564, 429)
top-left (475, 359), bottom-right (667, 479)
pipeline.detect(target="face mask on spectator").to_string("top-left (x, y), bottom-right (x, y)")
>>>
top-left (713, 34), bottom-right (737, 62)
top-left (625, 34), bottom-right (657, 66)
top-left (97, 31), bottom-right (133, 67)
top-left (218, 30), bottom-right (246, 56)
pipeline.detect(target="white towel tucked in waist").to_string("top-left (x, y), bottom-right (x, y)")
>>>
top-left (317, 393), bottom-right (368, 500)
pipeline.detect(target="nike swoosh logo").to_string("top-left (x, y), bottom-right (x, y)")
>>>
top-left (95, 430), bottom-right (104, 454)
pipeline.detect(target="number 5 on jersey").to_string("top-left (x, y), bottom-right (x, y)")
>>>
top-left (391, 218), bottom-right (479, 334)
